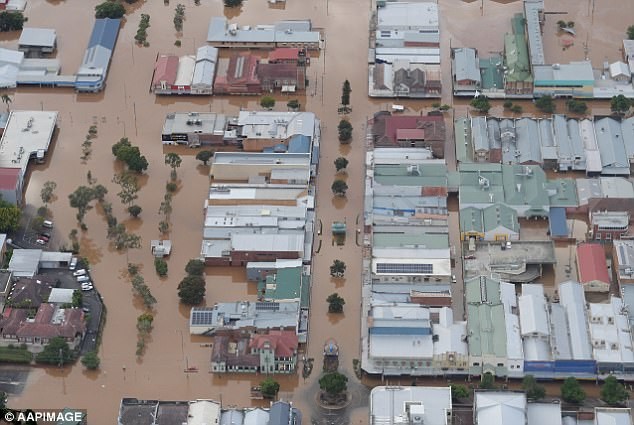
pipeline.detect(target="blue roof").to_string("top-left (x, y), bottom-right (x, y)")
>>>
top-left (549, 207), bottom-right (568, 237)
top-left (269, 402), bottom-right (291, 425)
top-left (288, 135), bottom-right (311, 153)
top-left (88, 18), bottom-right (121, 50)
top-left (311, 145), bottom-right (320, 165)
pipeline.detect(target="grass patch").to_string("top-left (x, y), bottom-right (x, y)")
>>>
top-left (0, 346), bottom-right (31, 363)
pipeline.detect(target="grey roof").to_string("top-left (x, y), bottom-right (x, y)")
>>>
top-left (524, 0), bottom-right (545, 66)
top-left (453, 48), bottom-right (480, 83)
top-left (220, 410), bottom-right (244, 425)
top-left (472, 116), bottom-right (489, 152)
top-left (538, 118), bottom-right (557, 160)
top-left (621, 117), bottom-right (634, 159)
top-left (192, 46), bottom-right (218, 88)
top-left (595, 117), bottom-right (630, 174)
top-left (162, 112), bottom-right (227, 136)
top-left (207, 17), bottom-right (320, 45)
top-left (533, 62), bottom-right (595, 83)
top-left (513, 118), bottom-right (542, 164)
top-left (244, 409), bottom-right (269, 425)
top-left (8, 249), bottom-right (42, 277)
top-left (558, 281), bottom-right (593, 360)
top-left (19, 28), bottom-right (56, 48)
top-left (487, 118), bottom-right (502, 150)
top-left (269, 402), bottom-right (290, 425)
top-left (370, 387), bottom-right (451, 425)
top-left (190, 301), bottom-right (300, 332)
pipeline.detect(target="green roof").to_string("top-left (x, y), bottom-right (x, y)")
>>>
top-left (479, 55), bottom-right (505, 90)
top-left (300, 274), bottom-right (310, 308)
top-left (465, 276), bottom-right (507, 357)
top-left (374, 164), bottom-right (448, 187)
top-left (546, 178), bottom-right (578, 207)
top-left (460, 207), bottom-right (483, 233)
top-left (373, 233), bottom-right (449, 249)
top-left (501, 165), bottom-right (548, 207)
top-left (454, 118), bottom-right (472, 163)
top-left (504, 15), bottom-right (532, 84)
top-left (482, 203), bottom-right (519, 233)
top-left (259, 267), bottom-right (304, 303)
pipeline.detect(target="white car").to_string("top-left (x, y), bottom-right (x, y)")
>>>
top-left (69, 258), bottom-right (78, 270)
top-left (73, 269), bottom-right (87, 277)
top-left (81, 283), bottom-right (93, 290)
top-left (35, 239), bottom-right (46, 245)
top-left (77, 275), bottom-right (90, 283)
top-left (81, 286), bottom-right (93, 292)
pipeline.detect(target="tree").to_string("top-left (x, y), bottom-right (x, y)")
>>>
top-left (154, 258), bottom-right (168, 277)
top-left (69, 186), bottom-right (96, 225)
top-left (331, 179), bottom-right (348, 196)
top-left (166, 182), bottom-right (178, 193)
top-left (561, 377), bottom-right (586, 404)
top-left (451, 384), bottom-right (470, 400)
top-left (173, 4), bottom-right (185, 32)
top-left (470, 95), bottom-right (491, 113)
top-left (327, 293), bottom-right (345, 313)
top-left (260, 96), bottom-right (276, 110)
top-left (334, 157), bottom-right (349, 172)
top-left (185, 259), bottom-right (205, 276)
top-left (112, 137), bottom-right (131, 157)
top-left (319, 372), bottom-right (348, 396)
top-left (600, 375), bottom-right (629, 406)
top-left (40, 181), bottom-right (57, 207)
top-left (341, 80), bottom-right (351, 109)
top-left (522, 375), bottom-right (546, 400)
top-left (611, 94), bottom-right (631, 115)
top-left (165, 153), bottom-right (182, 180)
top-left (566, 99), bottom-right (588, 114)
top-left (92, 184), bottom-right (108, 202)
top-left (224, 0), bottom-right (243, 6)
top-left (510, 105), bottom-right (523, 114)
top-left (112, 138), bottom-right (148, 173)
top-left (260, 377), bottom-right (280, 399)
top-left (81, 351), bottom-right (100, 370)
top-left (439, 104), bottom-right (451, 111)
top-left (113, 172), bottom-right (139, 206)
top-left (535, 95), bottom-right (556, 113)
top-left (95, 1), bottom-right (125, 19)
top-left (628, 25), bottom-right (634, 40)
top-left (196, 150), bottom-right (214, 165)
top-left (36, 337), bottom-right (72, 365)
top-left (503, 100), bottom-right (513, 110)
top-left (72, 290), bottom-right (82, 308)
top-left (128, 205), bottom-right (142, 218)
top-left (137, 313), bottom-right (154, 334)
top-left (178, 275), bottom-right (206, 305)
top-left (287, 99), bottom-right (300, 111)
top-left (0, 200), bottom-right (21, 233)
top-left (159, 220), bottom-right (170, 234)
top-left (480, 372), bottom-right (496, 389)
top-left (338, 120), bottom-right (353, 142)
top-left (0, 11), bottom-right (26, 32)
top-left (330, 259), bottom-right (346, 277)
top-left (1, 94), bottom-right (11, 112)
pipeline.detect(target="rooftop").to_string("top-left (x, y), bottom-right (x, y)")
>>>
top-left (18, 28), bottom-right (56, 48)
top-left (576, 243), bottom-right (610, 284)
top-left (614, 240), bottom-right (634, 281)
top-left (0, 111), bottom-right (57, 172)
top-left (207, 17), bottom-right (320, 46)
top-left (162, 112), bottom-right (227, 136)
top-left (370, 386), bottom-right (451, 425)
top-left (376, 2), bottom-right (439, 30)
top-left (475, 391), bottom-right (526, 425)
top-left (238, 111), bottom-right (316, 140)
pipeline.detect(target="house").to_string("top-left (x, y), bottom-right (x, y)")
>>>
top-left (595, 117), bottom-right (630, 176)
top-left (152, 55), bottom-right (179, 94)
top-left (5, 275), bottom-right (54, 308)
top-left (237, 111), bottom-right (319, 152)
top-left (474, 391), bottom-right (526, 425)
top-left (8, 249), bottom-right (73, 278)
top-left (452, 47), bottom-right (481, 95)
top-left (161, 112), bottom-right (229, 147)
top-left (613, 240), bottom-right (634, 286)
top-left (623, 40), bottom-right (634, 76)
top-left (0, 303), bottom-right (85, 348)
top-left (576, 177), bottom-right (634, 213)
top-left (372, 113), bottom-right (445, 157)
top-left (210, 329), bottom-right (298, 374)
top-left (576, 243), bottom-right (610, 292)
top-left (590, 211), bottom-right (630, 241)
top-left (18, 28), bottom-right (57, 57)
top-left (191, 46), bottom-right (218, 95)
top-left (0, 168), bottom-right (21, 206)
top-left (392, 62), bottom-right (441, 98)
top-left (268, 48), bottom-right (305, 65)
top-left (258, 62), bottom-right (306, 93)
top-left (75, 18), bottom-right (121, 92)
top-left (370, 387), bottom-right (452, 425)
top-left (609, 62), bottom-right (631, 82)
top-left (214, 53), bottom-right (261, 95)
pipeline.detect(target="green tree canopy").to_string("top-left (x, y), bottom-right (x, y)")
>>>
top-left (0, 11), bottom-right (26, 32)
top-left (224, 0), bottom-right (243, 7)
top-left (331, 179), bottom-right (348, 196)
top-left (154, 258), bottom-right (168, 277)
top-left (128, 205), bottom-right (142, 218)
top-left (480, 372), bottom-right (496, 389)
top-left (287, 99), bottom-right (300, 111)
top-left (561, 377), bottom-right (586, 404)
top-left (600, 375), bottom-right (629, 406)
top-left (611, 94), bottom-right (631, 115)
top-left (260, 377), bottom-right (280, 399)
top-left (535, 95), bottom-right (556, 113)
top-left (326, 293), bottom-right (345, 313)
top-left (330, 259), bottom-right (346, 277)
top-left (341, 80), bottom-right (351, 107)
top-left (627, 25), bottom-right (634, 40)
top-left (0, 200), bottom-right (21, 233)
top-left (319, 372), bottom-right (348, 396)
top-left (338, 120), bottom-right (353, 142)
top-left (95, 1), bottom-right (125, 19)
top-left (470, 95), bottom-right (491, 113)
top-left (195, 150), bottom-right (214, 165)
top-left (178, 275), bottom-right (206, 305)
top-left (260, 96), bottom-right (276, 110)
top-left (522, 375), bottom-right (546, 400)
top-left (40, 181), bottom-right (57, 206)
top-left (451, 384), bottom-right (470, 400)
top-left (36, 337), bottom-right (72, 365)
top-left (185, 259), bottom-right (205, 276)
top-left (81, 351), bottom-right (100, 370)
top-left (165, 153), bottom-right (182, 180)
top-left (72, 290), bottom-right (82, 308)
top-left (334, 157), bottom-right (349, 172)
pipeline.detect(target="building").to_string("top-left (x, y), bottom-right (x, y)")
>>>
top-left (0, 303), bottom-right (85, 348)
top-left (5, 275), bottom-right (54, 308)
top-left (152, 47), bottom-right (218, 95)
top-left (47, 288), bottom-right (76, 305)
top-left (18, 28), bottom-right (57, 57)
top-left (465, 276), bottom-right (523, 377)
top-left (624, 40), bottom-right (634, 76)
top-left (609, 62), bottom-right (631, 82)
top-left (189, 301), bottom-right (301, 336)
top-left (372, 113), bottom-right (446, 157)
top-left (595, 408), bottom-right (633, 425)
top-left (576, 177), bottom-right (634, 213)
top-left (75, 18), bottom-right (121, 92)
top-left (370, 386), bottom-right (452, 425)
top-left (452, 47), bottom-right (481, 95)
top-left (459, 204), bottom-right (520, 241)
top-left (503, 14), bottom-right (533, 96)
top-left (118, 399), bottom-right (301, 425)
top-left (474, 391), bottom-right (526, 425)
top-left (613, 240), bottom-right (634, 286)
top-left (237, 111), bottom-right (319, 153)
top-left (207, 17), bottom-right (321, 50)
top-left (0, 111), bottom-right (57, 206)
top-left (161, 112), bottom-right (229, 147)
top-left (590, 211), bottom-right (630, 241)
top-left (268, 48), bottom-right (305, 65)
top-left (210, 153), bottom-right (311, 184)
top-left (152, 55), bottom-right (179, 94)
top-left (533, 62), bottom-right (595, 98)
top-left (588, 297), bottom-right (634, 374)
top-left (214, 53), bottom-right (262, 95)
top-left (595, 117), bottom-right (631, 176)
top-left (8, 249), bottom-right (73, 278)
top-left (258, 60), bottom-right (306, 93)
top-left (192, 46), bottom-right (218, 95)
top-left (210, 329), bottom-right (298, 374)
top-left (576, 243), bottom-right (610, 292)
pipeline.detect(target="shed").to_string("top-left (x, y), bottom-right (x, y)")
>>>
top-left (548, 207), bottom-right (568, 238)
top-left (609, 61), bottom-right (631, 82)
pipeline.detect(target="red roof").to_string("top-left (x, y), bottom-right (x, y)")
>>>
top-left (153, 55), bottom-right (179, 86)
top-left (381, 115), bottom-right (445, 146)
top-left (0, 304), bottom-right (85, 340)
top-left (0, 168), bottom-right (20, 191)
top-left (576, 243), bottom-right (610, 284)
top-left (249, 330), bottom-right (298, 357)
top-left (268, 48), bottom-right (300, 63)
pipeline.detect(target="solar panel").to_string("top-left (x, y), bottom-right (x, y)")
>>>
top-left (375, 263), bottom-right (433, 274)
top-left (256, 302), bottom-right (280, 311)
top-left (191, 309), bottom-right (215, 325)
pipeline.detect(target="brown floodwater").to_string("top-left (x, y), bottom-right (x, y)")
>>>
top-left (5, 0), bottom-right (633, 423)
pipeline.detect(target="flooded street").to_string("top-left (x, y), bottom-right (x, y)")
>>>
top-left (3, 0), bottom-right (633, 423)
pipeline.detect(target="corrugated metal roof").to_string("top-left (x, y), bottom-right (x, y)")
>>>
top-left (548, 207), bottom-right (568, 237)
top-left (19, 28), bottom-right (56, 48)
top-left (577, 243), bottom-right (610, 284)
top-left (87, 18), bottom-right (120, 50)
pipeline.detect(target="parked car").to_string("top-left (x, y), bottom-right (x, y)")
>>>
top-left (82, 307), bottom-right (90, 313)
top-left (39, 235), bottom-right (49, 242)
top-left (77, 275), bottom-right (90, 283)
top-left (41, 232), bottom-right (51, 239)
top-left (42, 220), bottom-right (54, 229)
top-left (35, 239), bottom-right (46, 245)
top-left (81, 282), bottom-right (93, 289)
top-left (73, 269), bottom-right (87, 277)
top-left (81, 286), bottom-right (93, 292)
top-left (69, 257), bottom-right (78, 270)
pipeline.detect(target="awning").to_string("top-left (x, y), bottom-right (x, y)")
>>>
top-left (281, 85), bottom-right (296, 93)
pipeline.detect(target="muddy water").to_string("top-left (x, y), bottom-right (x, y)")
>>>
top-left (5, 0), bottom-right (632, 423)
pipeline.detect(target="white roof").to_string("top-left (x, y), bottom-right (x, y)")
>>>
top-left (527, 403), bottom-right (562, 425)
top-left (377, 2), bottom-right (439, 30)
top-left (370, 386), bottom-right (451, 425)
top-left (231, 233), bottom-right (304, 253)
top-left (559, 281), bottom-right (593, 360)
top-left (187, 400), bottom-right (221, 425)
top-left (475, 392), bottom-right (526, 425)
top-left (595, 408), bottom-right (632, 425)
top-left (433, 308), bottom-right (468, 356)
top-left (175, 55), bottom-right (195, 86)
top-left (40, 251), bottom-right (73, 263)
top-left (519, 292), bottom-right (549, 336)
top-left (19, 28), bottom-right (56, 48)
top-left (0, 111), bottom-right (58, 171)
top-left (47, 288), bottom-right (75, 304)
top-left (237, 111), bottom-right (316, 140)
top-left (369, 333), bottom-right (433, 359)
top-left (609, 61), bottom-right (631, 78)
top-left (588, 297), bottom-right (634, 363)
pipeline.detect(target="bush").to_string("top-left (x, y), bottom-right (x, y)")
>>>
top-left (480, 372), bottom-right (496, 389)
top-left (319, 372), bottom-right (348, 396)
top-left (503, 100), bottom-right (513, 109)
top-left (338, 120), bottom-right (353, 142)
top-left (510, 105), bottom-right (523, 114)
top-left (561, 377), bottom-right (586, 404)
top-left (522, 375), bottom-right (546, 400)
top-left (451, 384), bottom-right (470, 400)
top-left (154, 258), bottom-right (168, 277)
top-left (535, 95), bottom-right (555, 113)
top-left (81, 351), bottom-right (100, 370)
top-left (260, 96), bottom-right (276, 110)
top-left (128, 205), bottom-right (142, 217)
top-left (260, 377), bottom-right (280, 399)
top-left (36, 337), bottom-right (72, 365)
top-left (470, 95), bottom-right (491, 113)
top-left (600, 375), bottom-right (629, 406)
top-left (0, 11), bottom-right (26, 32)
